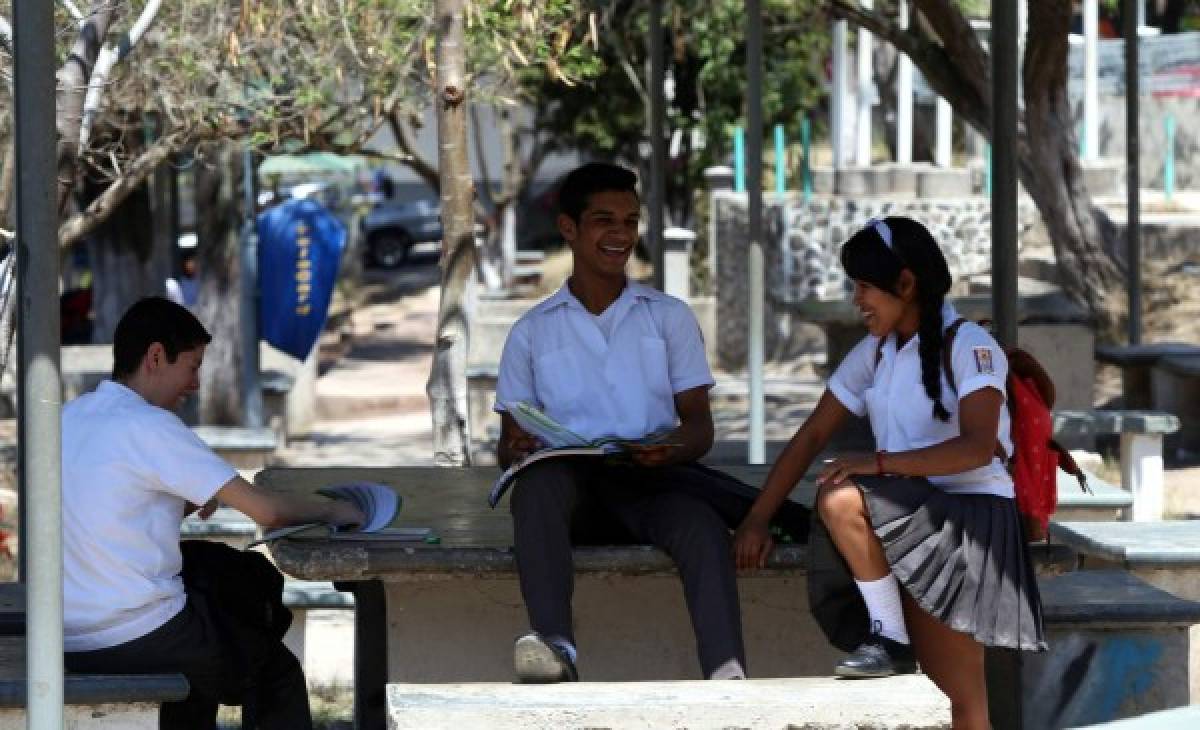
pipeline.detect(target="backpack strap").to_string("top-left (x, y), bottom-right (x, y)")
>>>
top-left (941, 317), bottom-right (968, 395)
top-left (941, 317), bottom-right (1009, 463)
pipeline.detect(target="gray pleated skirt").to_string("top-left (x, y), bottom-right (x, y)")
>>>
top-left (808, 475), bottom-right (1047, 653)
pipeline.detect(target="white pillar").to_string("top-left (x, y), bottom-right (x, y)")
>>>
top-left (1083, 0), bottom-right (1099, 161)
top-left (855, 0), bottom-right (874, 166)
top-left (1122, 432), bottom-right (1164, 522)
top-left (1137, 0), bottom-right (1146, 29)
top-left (831, 20), bottom-right (848, 169)
top-left (662, 227), bottom-right (695, 301)
top-left (896, 0), bottom-right (913, 164)
top-left (935, 98), bottom-right (953, 167)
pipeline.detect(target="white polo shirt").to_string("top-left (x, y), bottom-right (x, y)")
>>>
top-left (61, 381), bottom-right (238, 651)
top-left (494, 280), bottom-right (714, 442)
top-left (828, 302), bottom-right (1014, 498)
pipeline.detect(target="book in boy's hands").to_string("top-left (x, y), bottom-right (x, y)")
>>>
top-left (488, 401), bottom-right (680, 508)
top-left (247, 482), bottom-right (422, 547)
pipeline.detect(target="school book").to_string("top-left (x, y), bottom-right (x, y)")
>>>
top-left (247, 482), bottom-right (418, 546)
top-left (488, 402), bottom-right (677, 508)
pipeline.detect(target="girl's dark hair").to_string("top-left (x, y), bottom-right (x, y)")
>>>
top-left (112, 296), bottom-right (212, 379)
top-left (840, 216), bottom-right (954, 422)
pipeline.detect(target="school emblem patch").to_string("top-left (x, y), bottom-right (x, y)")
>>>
top-left (973, 347), bottom-right (995, 375)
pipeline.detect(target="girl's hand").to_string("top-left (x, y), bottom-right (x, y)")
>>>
top-left (815, 453), bottom-right (880, 488)
top-left (733, 516), bottom-right (775, 571)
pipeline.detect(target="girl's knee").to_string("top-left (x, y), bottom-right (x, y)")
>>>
top-left (816, 484), bottom-right (864, 524)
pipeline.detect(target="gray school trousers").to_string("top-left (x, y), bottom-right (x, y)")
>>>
top-left (509, 457), bottom-right (746, 678)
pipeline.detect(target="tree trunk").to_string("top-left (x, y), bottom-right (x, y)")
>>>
top-left (427, 0), bottom-right (477, 465)
top-left (828, 0), bottom-right (1128, 338)
top-left (85, 174), bottom-right (169, 342)
top-left (193, 141), bottom-right (244, 425)
top-left (1019, 1), bottom-right (1126, 336)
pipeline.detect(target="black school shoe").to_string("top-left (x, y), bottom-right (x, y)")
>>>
top-left (834, 630), bottom-right (918, 679)
top-left (514, 633), bottom-right (579, 683)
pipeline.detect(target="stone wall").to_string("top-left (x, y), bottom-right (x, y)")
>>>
top-left (714, 194), bottom-right (1038, 370)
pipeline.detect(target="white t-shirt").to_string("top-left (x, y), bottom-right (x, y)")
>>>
top-left (828, 302), bottom-right (1015, 498)
top-left (61, 381), bottom-right (238, 651)
top-left (494, 280), bottom-right (714, 442)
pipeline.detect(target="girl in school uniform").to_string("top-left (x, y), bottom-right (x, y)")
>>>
top-left (733, 216), bottom-right (1044, 729)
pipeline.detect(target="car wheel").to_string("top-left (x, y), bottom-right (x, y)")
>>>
top-left (370, 230), bottom-right (413, 268)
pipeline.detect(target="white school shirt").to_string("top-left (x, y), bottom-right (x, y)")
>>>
top-left (61, 381), bottom-right (238, 651)
top-left (494, 280), bottom-right (714, 442)
top-left (828, 302), bottom-right (1015, 498)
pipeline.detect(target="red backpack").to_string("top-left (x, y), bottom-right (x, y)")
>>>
top-left (942, 319), bottom-right (1090, 541)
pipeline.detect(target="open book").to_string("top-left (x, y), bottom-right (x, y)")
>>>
top-left (248, 482), bottom-right (428, 546)
top-left (488, 402), bottom-right (677, 508)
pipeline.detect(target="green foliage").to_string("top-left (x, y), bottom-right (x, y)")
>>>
top-left (531, 0), bottom-right (827, 220)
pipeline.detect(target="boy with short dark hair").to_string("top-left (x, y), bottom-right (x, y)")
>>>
top-left (62, 296), bottom-right (362, 730)
top-left (496, 162), bottom-right (753, 682)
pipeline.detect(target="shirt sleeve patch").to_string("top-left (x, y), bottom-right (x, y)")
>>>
top-left (973, 346), bottom-right (995, 375)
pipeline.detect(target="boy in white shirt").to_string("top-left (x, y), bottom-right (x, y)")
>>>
top-left (62, 297), bottom-right (362, 730)
top-left (495, 163), bottom-right (797, 683)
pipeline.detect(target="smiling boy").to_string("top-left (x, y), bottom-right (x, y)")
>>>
top-left (494, 162), bottom-right (748, 683)
top-left (61, 297), bottom-right (362, 730)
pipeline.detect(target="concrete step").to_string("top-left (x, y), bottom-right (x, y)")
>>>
top-left (386, 676), bottom-right (950, 729)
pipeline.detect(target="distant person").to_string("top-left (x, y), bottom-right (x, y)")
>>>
top-left (734, 217), bottom-right (1045, 729)
top-left (165, 255), bottom-right (199, 309)
top-left (374, 170), bottom-right (395, 200)
top-left (494, 162), bottom-right (807, 683)
top-left (62, 297), bottom-right (364, 730)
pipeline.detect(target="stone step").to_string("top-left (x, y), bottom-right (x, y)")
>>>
top-left (386, 676), bottom-right (950, 729)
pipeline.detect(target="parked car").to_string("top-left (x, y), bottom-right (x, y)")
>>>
top-left (361, 196), bottom-right (442, 268)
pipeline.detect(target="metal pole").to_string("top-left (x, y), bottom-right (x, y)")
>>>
top-left (896, 0), bottom-right (913, 165)
top-left (992, 0), bottom-right (1019, 348)
top-left (648, 0), bottom-right (666, 291)
top-left (14, 0), bottom-right (64, 723)
top-left (747, 0), bottom-right (765, 464)
top-left (1124, 0), bottom-right (1141, 344)
top-left (240, 147), bottom-right (263, 427)
top-left (935, 99), bottom-right (953, 167)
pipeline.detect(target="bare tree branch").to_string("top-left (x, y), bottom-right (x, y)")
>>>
top-left (0, 17), bottom-right (11, 55)
top-left (59, 127), bottom-right (196, 249)
top-left (388, 111), bottom-right (440, 191)
top-left (79, 0), bottom-right (163, 153)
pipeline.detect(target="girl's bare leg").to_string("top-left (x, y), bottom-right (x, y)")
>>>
top-left (816, 482), bottom-right (889, 580)
top-left (902, 592), bottom-right (989, 730)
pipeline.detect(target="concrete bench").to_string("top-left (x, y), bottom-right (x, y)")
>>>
top-left (386, 675), bottom-right (951, 729)
top-left (1053, 411), bottom-right (1181, 521)
top-left (1076, 704), bottom-right (1200, 729)
top-left (192, 426), bottom-right (278, 470)
top-left (280, 580), bottom-right (354, 673)
top-left (987, 570), bottom-right (1200, 729)
top-left (1152, 354), bottom-right (1200, 459)
top-left (1049, 520), bottom-right (1200, 706)
top-left (256, 465), bottom-right (1076, 728)
top-left (0, 584), bottom-right (189, 728)
top-left (1095, 342), bottom-right (1200, 409)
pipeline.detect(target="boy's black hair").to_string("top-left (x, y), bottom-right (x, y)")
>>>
top-left (557, 162), bottom-right (639, 222)
top-left (840, 216), bottom-right (954, 422)
top-left (112, 296), bottom-right (212, 379)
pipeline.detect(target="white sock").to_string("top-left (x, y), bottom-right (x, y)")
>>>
top-left (855, 574), bottom-right (910, 644)
top-left (546, 636), bottom-right (577, 664)
top-left (708, 658), bottom-right (746, 680)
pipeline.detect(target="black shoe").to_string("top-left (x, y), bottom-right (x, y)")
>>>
top-left (834, 631), bottom-right (917, 679)
top-left (514, 633), bottom-right (579, 683)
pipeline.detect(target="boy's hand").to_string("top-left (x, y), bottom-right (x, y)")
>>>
top-left (733, 516), bottom-right (774, 571)
top-left (624, 442), bottom-right (678, 467)
top-left (505, 426), bottom-right (542, 464)
top-left (328, 500), bottom-right (366, 531)
top-left (196, 498), bottom-right (219, 520)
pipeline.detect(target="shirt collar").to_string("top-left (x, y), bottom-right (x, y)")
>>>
top-left (537, 278), bottom-right (667, 315)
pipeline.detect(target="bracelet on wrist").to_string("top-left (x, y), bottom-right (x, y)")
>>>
top-left (876, 450), bottom-right (887, 476)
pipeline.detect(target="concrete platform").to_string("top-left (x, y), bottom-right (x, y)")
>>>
top-left (385, 675), bottom-right (950, 729)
